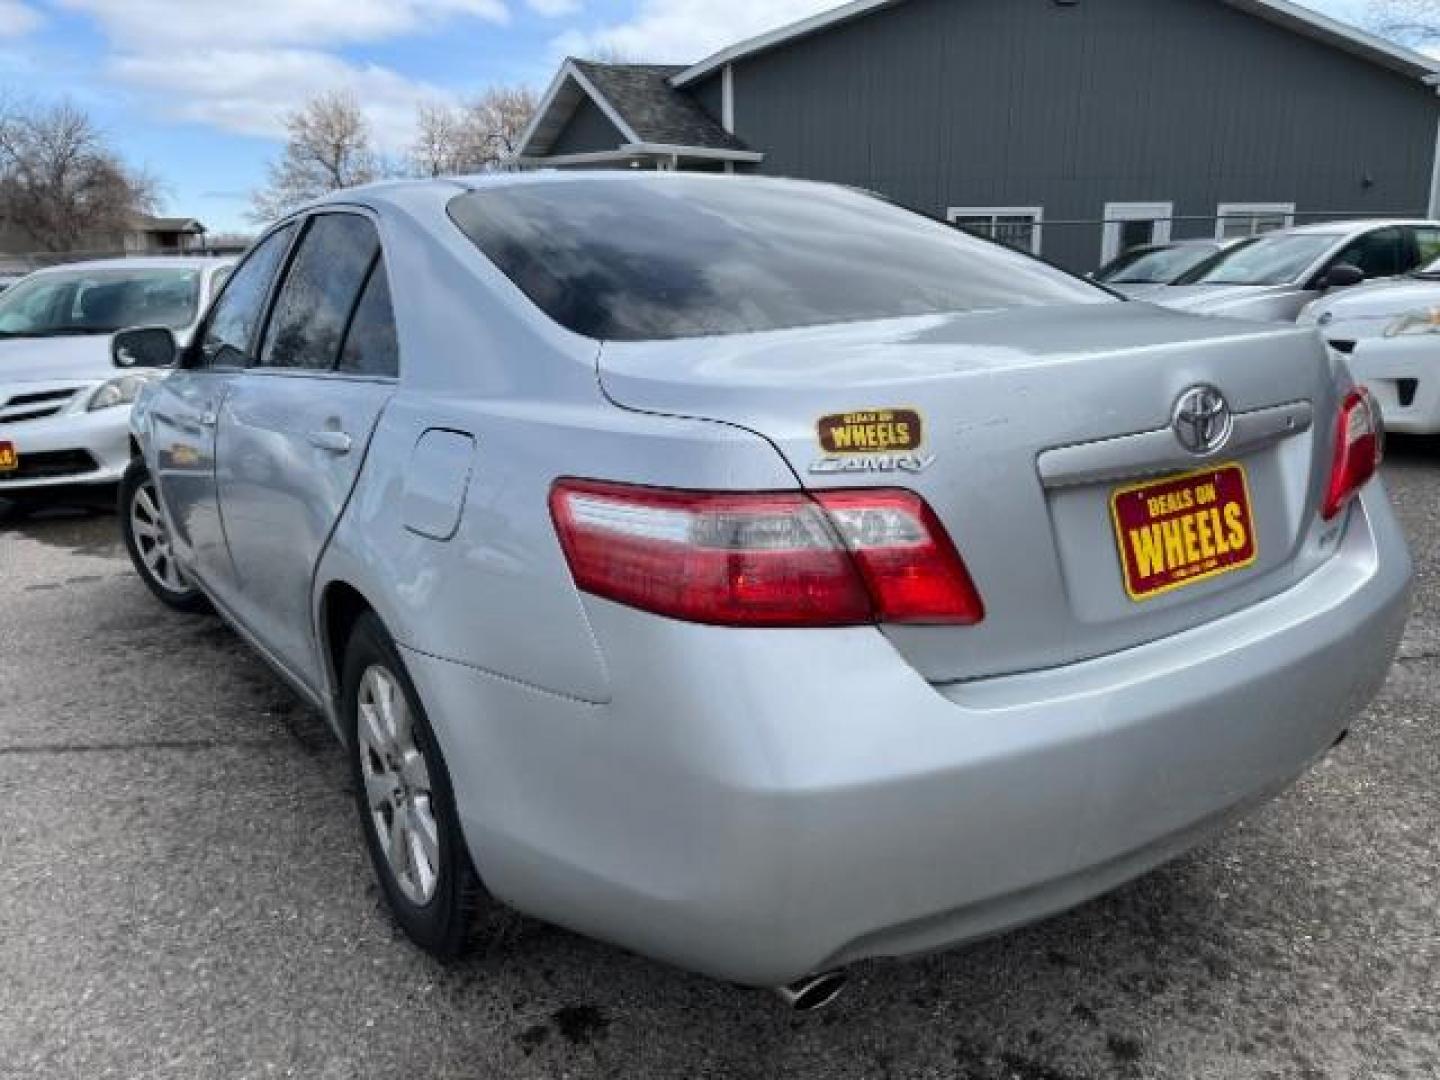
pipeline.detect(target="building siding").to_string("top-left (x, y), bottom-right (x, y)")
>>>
top-left (691, 73), bottom-right (726, 131)
top-left (549, 94), bottom-right (629, 157)
top-left (725, 0), bottom-right (1439, 270)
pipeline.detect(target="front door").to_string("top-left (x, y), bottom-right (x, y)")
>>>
top-left (214, 211), bottom-right (399, 691)
top-left (1102, 202), bottom-right (1174, 264)
top-left (149, 222), bottom-right (295, 597)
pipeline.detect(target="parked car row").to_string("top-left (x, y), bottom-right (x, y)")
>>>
top-left (0, 177), bottom-right (1415, 1010)
top-left (1096, 219), bottom-right (1440, 434)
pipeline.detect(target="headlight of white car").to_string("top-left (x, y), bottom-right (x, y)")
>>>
top-left (87, 372), bottom-right (159, 412)
top-left (1384, 308), bottom-right (1440, 338)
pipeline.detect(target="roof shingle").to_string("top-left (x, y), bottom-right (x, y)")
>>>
top-left (571, 60), bottom-right (749, 152)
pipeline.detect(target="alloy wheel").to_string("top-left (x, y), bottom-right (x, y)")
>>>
top-left (356, 665), bottom-right (441, 906)
top-left (130, 480), bottom-right (188, 594)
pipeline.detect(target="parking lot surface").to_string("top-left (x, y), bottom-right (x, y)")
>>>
top-left (2, 447), bottom-right (1438, 1080)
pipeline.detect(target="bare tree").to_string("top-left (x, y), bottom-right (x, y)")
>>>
top-left (412, 100), bottom-right (463, 178)
top-left (1367, 0), bottom-right (1440, 45)
top-left (0, 97), bottom-right (158, 252)
top-left (251, 91), bottom-right (380, 223)
top-left (407, 86), bottom-right (538, 176)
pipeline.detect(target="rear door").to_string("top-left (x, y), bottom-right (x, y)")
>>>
top-left (148, 223), bottom-right (295, 597)
top-left (214, 211), bottom-right (398, 690)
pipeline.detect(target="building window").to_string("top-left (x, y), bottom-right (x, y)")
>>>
top-left (1216, 202), bottom-right (1295, 239)
top-left (948, 207), bottom-right (1044, 256)
top-left (1101, 202), bottom-right (1174, 264)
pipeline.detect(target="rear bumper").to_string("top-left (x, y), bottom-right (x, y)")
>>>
top-left (405, 483), bottom-right (1410, 987)
top-left (0, 405), bottom-right (131, 491)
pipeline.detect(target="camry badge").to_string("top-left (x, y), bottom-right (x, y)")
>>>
top-left (1172, 385), bottom-right (1233, 456)
top-left (809, 453), bottom-right (937, 475)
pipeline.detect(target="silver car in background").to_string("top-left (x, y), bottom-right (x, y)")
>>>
top-left (1091, 238), bottom-right (1249, 299)
top-left (118, 174), bottom-right (1409, 1005)
top-left (0, 257), bottom-right (233, 509)
top-left (1150, 219), bottom-right (1440, 322)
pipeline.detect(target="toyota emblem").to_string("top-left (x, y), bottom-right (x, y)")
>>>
top-left (1172, 385), bottom-right (1233, 456)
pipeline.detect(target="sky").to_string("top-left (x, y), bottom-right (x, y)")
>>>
top-left (0, 0), bottom-right (1381, 233)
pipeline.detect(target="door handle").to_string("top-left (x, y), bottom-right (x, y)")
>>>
top-left (307, 430), bottom-right (354, 454)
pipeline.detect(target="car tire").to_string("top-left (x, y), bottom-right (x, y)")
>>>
top-left (343, 611), bottom-right (482, 958)
top-left (119, 460), bottom-right (208, 613)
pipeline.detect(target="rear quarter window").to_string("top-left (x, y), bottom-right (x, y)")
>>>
top-left (449, 177), bottom-right (1111, 342)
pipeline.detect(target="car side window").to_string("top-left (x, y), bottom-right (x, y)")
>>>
top-left (259, 213), bottom-right (379, 371)
top-left (337, 259), bottom-right (399, 378)
top-left (199, 223), bottom-right (294, 369)
top-left (1330, 228), bottom-right (1404, 280)
top-left (1408, 227), bottom-right (1440, 268)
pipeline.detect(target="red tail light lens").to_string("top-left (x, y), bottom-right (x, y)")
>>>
top-left (1322, 387), bottom-right (1383, 521)
top-left (549, 480), bottom-right (983, 628)
top-left (810, 489), bottom-right (984, 625)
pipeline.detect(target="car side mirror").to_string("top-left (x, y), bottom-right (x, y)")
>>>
top-left (1321, 263), bottom-right (1365, 291)
top-left (112, 326), bottom-right (178, 369)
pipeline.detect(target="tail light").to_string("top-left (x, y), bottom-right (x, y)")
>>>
top-left (1322, 386), bottom-right (1383, 521)
top-left (549, 479), bottom-right (984, 628)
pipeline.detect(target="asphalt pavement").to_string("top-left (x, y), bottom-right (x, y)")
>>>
top-left (1, 445), bottom-right (1437, 1079)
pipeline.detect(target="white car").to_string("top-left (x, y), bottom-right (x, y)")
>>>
top-left (0, 257), bottom-right (233, 512)
top-left (1148, 220), bottom-right (1440, 322)
top-left (1300, 256), bottom-right (1440, 434)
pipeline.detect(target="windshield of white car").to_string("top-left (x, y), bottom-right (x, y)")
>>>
top-left (1095, 244), bottom-right (1227, 284)
top-left (0, 267), bottom-right (201, 339)
top-left (449, 177), bottom-right (1113, 341)
top-left (1175, 234), bottom-right (1339, 287)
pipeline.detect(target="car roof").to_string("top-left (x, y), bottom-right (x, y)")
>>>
top-left (1286, 219), bottom-right (1437, 237)
top-left (28, 255), bottom-right (236, 277)
top-left (299, 169), bottom-right (889, 221)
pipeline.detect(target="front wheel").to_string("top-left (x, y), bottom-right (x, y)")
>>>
top-left (119, 460), bottom-right (208, 612)
top-left (343, 612), bottom-right (482, 957)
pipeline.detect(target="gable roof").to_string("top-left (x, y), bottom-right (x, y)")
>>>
top-left (572, 61), bottom-right (748, 150)
top-left (670, 0), bottom-right (1440, 88)
top-left (516, 58), bottom-right (751, 160)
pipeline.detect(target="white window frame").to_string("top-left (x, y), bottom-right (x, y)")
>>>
top-left (1101, 202), bottom-right (1174, 264)
top-left (946, 206), bottom-right (1045, 255)
top-left (1215, 202), bottom-right (1296, 239)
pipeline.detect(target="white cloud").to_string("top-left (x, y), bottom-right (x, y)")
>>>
top-left (111, 48), bottom-right (452, 152)
top-left (553, 0), bottom-right (838, 62)
top-left (0, 0), bottom-right (41, 37)
top-left (57, 0), bottom-right (516, 154)
top-left (528, 0), bottom-right (581, 16)
top-left (57, 0), bottom-right (509, 49)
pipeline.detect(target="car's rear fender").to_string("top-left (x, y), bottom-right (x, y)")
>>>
top-left (313, 388), bottom-right (801, 714)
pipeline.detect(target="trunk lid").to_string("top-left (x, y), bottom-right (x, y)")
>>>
top-left (598, 303), bottom-right (1342, 683)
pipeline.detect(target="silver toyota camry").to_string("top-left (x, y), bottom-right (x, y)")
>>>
top-left (116, 173), bottom-right (1410, 1007)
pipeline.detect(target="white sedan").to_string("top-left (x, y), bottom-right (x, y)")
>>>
top-left (1300, 258), bottom-right (1440, 433)
top-left (0, 257), bottom-right (233, 512)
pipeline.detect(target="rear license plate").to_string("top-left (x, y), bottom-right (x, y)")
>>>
top-left (1111, 463), bottom-right (1257, 602)
top-left (0, 441), bottom-right (15, 474)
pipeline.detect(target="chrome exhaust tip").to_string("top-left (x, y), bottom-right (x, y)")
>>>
top-left (775, 970), bottom-right (847, 1012)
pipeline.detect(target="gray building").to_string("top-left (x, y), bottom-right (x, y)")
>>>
top-left (514, 0), bottom-right (1440, 271)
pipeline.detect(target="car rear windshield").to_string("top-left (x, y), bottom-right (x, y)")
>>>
top-left (0, 267), bottom-right (202, 338)
top-left (448, 177), bottom-right (1111, 342)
